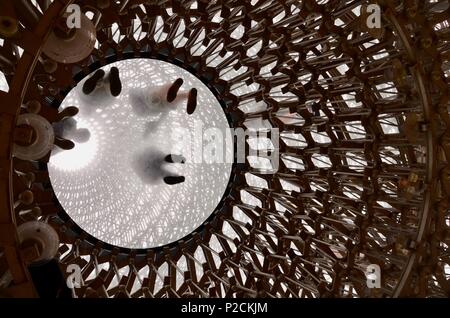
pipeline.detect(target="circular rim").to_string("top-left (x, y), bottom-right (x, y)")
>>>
top-left (45, 54), bottom-right (242, 254)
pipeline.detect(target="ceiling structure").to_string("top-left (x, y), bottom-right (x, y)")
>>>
top-left (0, 0), bottom-right (449, 298)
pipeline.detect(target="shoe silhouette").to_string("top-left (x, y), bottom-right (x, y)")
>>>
top-left (166, 78), bottom-right (184, 102)
top-left (54, 137), bottom-right (75, 150)
top-left (187, 88), bottom-right (197, 115)
top-left (164, 154), bottom-right (186, 164)
top-left (164, 176), bottom-right (185, 185)
top-left (82, 69), bottom-right (105, 95)
top-left (109, 67), bottom-right (122, 97)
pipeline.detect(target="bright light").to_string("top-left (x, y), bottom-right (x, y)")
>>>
top-left (47, 58), bottom-right (233, 249)
top-left (49, 119), bottom-right (98, 171)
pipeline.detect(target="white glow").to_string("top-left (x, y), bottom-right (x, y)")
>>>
top-left (49, 119), bottom-right (98, 171)
top-left (48, 58), bottom-right (233, 249)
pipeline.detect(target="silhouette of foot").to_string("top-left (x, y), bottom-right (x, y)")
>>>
top-left (164, 154), bottom-right (186, 164)
top-left (166, 78), bottom-right (184, 102)
top-left (187, 88), bottom-right (197, 115)
top-left (109, 67), bottom-right (122, 97)
top-left (164, 176), bottom-right (185, 185)
top-left (82, 69), bottom-right (105, 95)
top-left (54, 137), bottom-right (75, 150)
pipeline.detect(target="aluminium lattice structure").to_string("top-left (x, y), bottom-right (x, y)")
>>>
top-left (0, 0), bottom-right (449, 298)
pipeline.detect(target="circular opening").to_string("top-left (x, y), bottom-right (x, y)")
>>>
top-left (48, 58), bottom-right (234, 249)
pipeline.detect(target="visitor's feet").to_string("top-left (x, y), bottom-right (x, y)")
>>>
top-left (166, 78), bottom-right (184, 102)
top-left (54, 137), bottom-right (75, 150)
top-left (82, 69), bottom-right (105, 95)
top-left (163, 154), bottom-right (186, 184)
top-left (187, 88), bottom-right (197, 115)
top-left (164, 154), bottom-right (186, 164)
top-left (109, 67), bottom-right (122, 97)
top-left (164, 176), bottom-right (185, 185)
